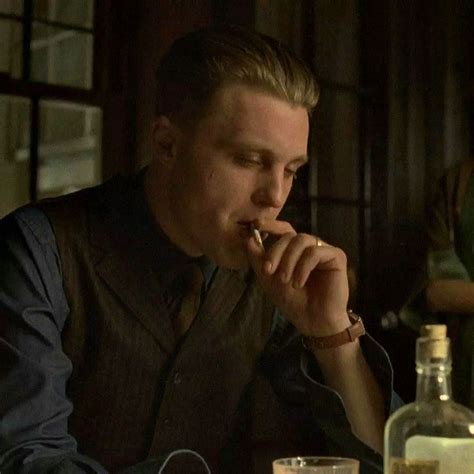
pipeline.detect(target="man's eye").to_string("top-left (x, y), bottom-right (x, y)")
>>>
top-left (285, 169), bottom-right (298, 180)
top-left (236, 154), bottom-right (261, 166)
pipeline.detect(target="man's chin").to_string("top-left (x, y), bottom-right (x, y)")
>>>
top-left (224, 259), bottom-right (249, 271)
top-left (211, 248), bottom-right (249, 271)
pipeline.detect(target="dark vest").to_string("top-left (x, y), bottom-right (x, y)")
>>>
top-left (37, 177), bottom-right (299, 473)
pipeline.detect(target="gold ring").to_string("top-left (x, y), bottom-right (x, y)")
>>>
top-left (316, 237), bottom-right (323, 247)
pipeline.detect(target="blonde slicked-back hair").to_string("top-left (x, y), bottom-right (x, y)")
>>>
top-left (156, 24), bottom-right (319, 123)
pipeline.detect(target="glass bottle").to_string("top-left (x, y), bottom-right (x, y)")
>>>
top-left (384, 324), bottom-right (474, 473)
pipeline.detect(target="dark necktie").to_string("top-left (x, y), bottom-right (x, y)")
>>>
top-left (172, 263), bottom-right (204, 339)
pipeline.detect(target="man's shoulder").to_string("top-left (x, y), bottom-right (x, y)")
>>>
top-left (1, 202), bottom-right (63, 251)
top-left (37, 177), bottom-right (119, 211)
top-left (36, 175), bottom-right (134, 224)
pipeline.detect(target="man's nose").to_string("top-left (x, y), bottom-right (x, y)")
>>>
top-left (252, 171), bottom-right (287, 209)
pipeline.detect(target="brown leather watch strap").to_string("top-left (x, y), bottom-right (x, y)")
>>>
top-left (302, 311), bottom-right (366, 350)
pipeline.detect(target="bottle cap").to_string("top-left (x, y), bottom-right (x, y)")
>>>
top-left (420, 324), bottom-right (447, 339)
top-left (418, 324), bottom-right (449, 360)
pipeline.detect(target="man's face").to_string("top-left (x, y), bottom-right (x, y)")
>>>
top-left (163, 83), bottom-right (310, 269)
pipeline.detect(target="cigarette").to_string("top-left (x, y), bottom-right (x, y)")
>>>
top-left (251, 224), bottom-right (264, 249)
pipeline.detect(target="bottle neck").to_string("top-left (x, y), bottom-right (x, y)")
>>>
top-left (416, 365), bottom-right (452, 402)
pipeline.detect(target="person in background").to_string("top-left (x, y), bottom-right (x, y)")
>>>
top-left (400, 159), bottom-right (474, 408)
top-left (0, 25), bottom-right (400, 474)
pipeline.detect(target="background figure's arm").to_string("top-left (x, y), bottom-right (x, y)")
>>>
top-left (426, 279), bottom-right (474, 313)
top-left (399, 169), bottom-right (473, 330)
top-left (0, 208), bottom-right (107, 474)
top-left (424, 169), bottom-right (474, 314)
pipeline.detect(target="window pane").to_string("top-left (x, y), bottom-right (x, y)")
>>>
top-left (0, 0), bottom-right (23, 15)
top-left (33, 0), bottom-right (93, 29)
top-left (0, 95), bottom-right (31, 217)
top-left (0, 19), bottom-right (22, 78)
top-left (55, 31), bottom-right (93, 88)
top-left (30, 42), bottom-right (48, 81)
top-left (31, 23), bottom-right (93, 88)
top-left (37, 100), bottom-right (101, 199)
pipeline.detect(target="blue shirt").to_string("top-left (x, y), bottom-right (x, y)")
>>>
top-left (0, 204), bottom-right (401, 474)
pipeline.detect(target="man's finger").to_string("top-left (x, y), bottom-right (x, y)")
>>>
top-left (315, 236), bottom-right (330, 247)
top-left (252, 218), bottom-right (296, 237)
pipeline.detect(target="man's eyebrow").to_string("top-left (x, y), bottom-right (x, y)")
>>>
top-left (291, 155), bottom-right (309, 165)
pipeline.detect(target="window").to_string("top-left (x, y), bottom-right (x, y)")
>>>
top-left (0, 0), bottom-right (102, 218)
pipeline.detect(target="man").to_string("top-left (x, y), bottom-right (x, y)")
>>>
top-left (400, 159), bottom-right (474, 408)
top-left (0, 25), bottom-right (398, 473)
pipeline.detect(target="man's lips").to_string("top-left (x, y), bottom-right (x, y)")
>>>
top-left (237, 220), bottom-right (254, 229)
top-left (237, 219), bottom-right (268, 245)
top-left (237, 221), bottom-right (253, 238)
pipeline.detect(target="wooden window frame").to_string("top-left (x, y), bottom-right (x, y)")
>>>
top-left (0, 0), bottom-right (104, 202)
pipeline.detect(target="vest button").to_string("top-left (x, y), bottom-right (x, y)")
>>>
top-left (163, 418), bottom-right (171, 426)
top-left (173, 371), bottom-right (182, 384)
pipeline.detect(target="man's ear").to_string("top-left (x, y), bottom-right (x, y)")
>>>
top-left (151, 116), bottom-right (177, 168)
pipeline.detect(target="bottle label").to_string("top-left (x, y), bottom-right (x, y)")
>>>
top-left (389, 458), bottom-right (439, 474)
top-left (405, 435), bottom-right (474, 473)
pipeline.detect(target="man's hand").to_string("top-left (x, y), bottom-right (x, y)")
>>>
top-left (246, 218), bottom-right (350, 337)
top-left (246, 219), bottom-right (385, 454)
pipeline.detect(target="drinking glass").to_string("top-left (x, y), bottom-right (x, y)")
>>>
top-left (272, 456), bottom-right (359, 473)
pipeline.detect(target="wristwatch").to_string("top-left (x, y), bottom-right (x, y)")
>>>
top-left (301, 311), bottom-right (366, 350)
